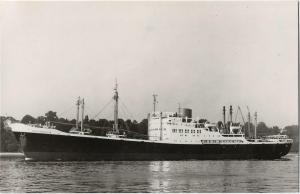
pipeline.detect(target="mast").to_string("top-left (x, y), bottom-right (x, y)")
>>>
top-left (247, 106), bottom-right (251, 138)
top-left (223, 106), bottom-right (226, 129)
top-left (178, 103), bottom-right (181, 117)
top-left (113, 80), bottom-right (119, 134)
top-left (254, 112), bottom-right (257, 139)
top-left (76, 96), bottom-right (81, 129)
top-left (229, 105), bottom-right (233, 123)
top-left (153, 94), bottom-right (158, 112)
top-left (160, 112), bottom-right (163, 140)
top-left (81, 98), bottom-right (84, 132)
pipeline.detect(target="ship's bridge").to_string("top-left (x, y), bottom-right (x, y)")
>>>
top-left (147, 110), bottom-right (246, 143)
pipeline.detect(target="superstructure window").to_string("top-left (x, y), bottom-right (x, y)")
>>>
top-left (185, 129), bottom-right (189, 133)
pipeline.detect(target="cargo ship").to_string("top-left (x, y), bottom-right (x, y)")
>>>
top-left (5, 82), bottom-right (293, 161)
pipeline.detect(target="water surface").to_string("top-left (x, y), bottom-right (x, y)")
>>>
top-left (0, 153), bottom-right (298, 192)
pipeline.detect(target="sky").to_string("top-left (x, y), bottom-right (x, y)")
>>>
top-left (1, 1), bottom-right (298, 128)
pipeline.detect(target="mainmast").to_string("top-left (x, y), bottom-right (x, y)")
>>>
top-left (153, 94), bottom-right (158, 112)
top-left (113, 80), bottom-right (119, 134)
top-left (76, 96), bottom-right (81, 129)
top-left (254, 112), bottom-right (257, 139)
top-left (223, 106), bottom-right (226, 129)
top-left (81, 98), bottom-right (85, 132)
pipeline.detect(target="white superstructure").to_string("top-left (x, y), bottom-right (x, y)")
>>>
top-left (148, 110), bottom-right (247, 144)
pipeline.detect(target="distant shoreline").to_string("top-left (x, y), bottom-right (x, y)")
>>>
top-left (0, 152), bottom-right (24, 158)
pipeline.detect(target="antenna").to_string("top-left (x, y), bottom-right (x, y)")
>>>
top-left (254, 111), bottom-right (257, 139)
top-left (76, 96), bottom-right (81, 129)
top-left (153, 94), bottom-right (158, 112)
top-left (247, 106), bottom-right (251, 138)
top-left (114, 78), bottom-right (118, 91)
top-left (222, 106), bottom-right (226, 127)
top-left (81, 98), bottom-right (85, 132)
top-left (178, 103), bottom-right (181, 117)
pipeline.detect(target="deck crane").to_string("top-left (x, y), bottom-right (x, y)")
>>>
top-left (234, 106), bottom-right (246, 125)
top-left (234, 106), bottom-right (247, 136)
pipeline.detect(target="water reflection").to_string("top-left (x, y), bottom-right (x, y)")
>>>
top-left (0, 154), bottom-right (298, 192)
top-left (148, 161), bottom-right (170, 192)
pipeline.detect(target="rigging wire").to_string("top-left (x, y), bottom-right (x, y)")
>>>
top-left (234, 105), bottom-right (239, 123)
top-left (57, 106), bottom-right (75, 118)
top-left (118, 104), bottom-right (152, 138)
top-left (119, 105), bottom-right (132, 132)
top-left (50, 121), bottom-right (111, 129)
top-left (83, 104), bottom-right (94, 119)
top-left (52, 96), bottom-right (152, 138)
top-left (119, 103), bottom-right (131, 121)
top-left (119, 98), bottom-right (137, 121)
top-left (91, 99), bottom-right (113, 120)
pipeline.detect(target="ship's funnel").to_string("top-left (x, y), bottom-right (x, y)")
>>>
top-left (181, 108), bottom-right (192, 118)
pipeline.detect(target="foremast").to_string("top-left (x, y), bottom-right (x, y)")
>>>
top-left (113, 80), bottom-right (119, 134)
top-left (76, 97), bottom-right (81, 129)
top-left (75, 96), bottom-right (85, 132)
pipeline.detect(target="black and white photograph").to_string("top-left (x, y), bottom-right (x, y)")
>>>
top-left (0, 0), bottom-right (298, 193)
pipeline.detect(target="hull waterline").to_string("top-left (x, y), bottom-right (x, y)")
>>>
top-left (14, 132), bottom-right (292, 161)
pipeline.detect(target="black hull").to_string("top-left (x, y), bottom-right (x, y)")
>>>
top-left (14, 132), bottom-right (292, 161)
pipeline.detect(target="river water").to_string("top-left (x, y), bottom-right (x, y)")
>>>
top-left (0, 153), bottom-right (298, 193)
